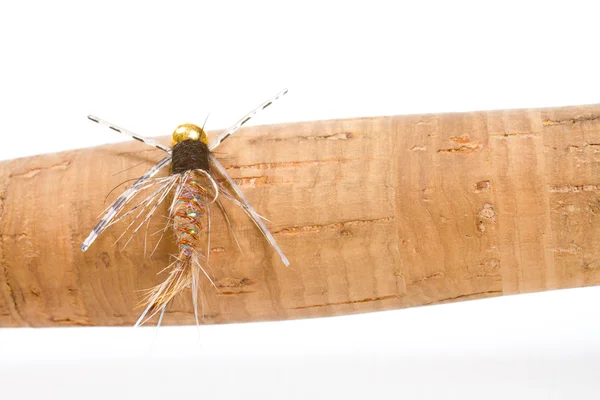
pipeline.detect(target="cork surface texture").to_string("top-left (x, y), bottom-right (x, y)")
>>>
top-left (1, 105), bottom-right (600, 327)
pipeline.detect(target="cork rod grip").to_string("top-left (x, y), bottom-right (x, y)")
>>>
top-left (1, 104), bottom-right (600, 327)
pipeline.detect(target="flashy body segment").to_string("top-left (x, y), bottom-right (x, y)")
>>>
top-left (81, 89), bottom-right (290, 326)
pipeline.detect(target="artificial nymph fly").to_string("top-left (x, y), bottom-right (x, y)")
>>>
top-left (80, 90), bottom-right (290, 326)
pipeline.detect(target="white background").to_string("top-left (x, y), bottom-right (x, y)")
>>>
top-left (1, 1), bottom-right (600, 399)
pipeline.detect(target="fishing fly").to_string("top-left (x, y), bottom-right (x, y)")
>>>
top-left (81, 89), bottom-right (290, 327)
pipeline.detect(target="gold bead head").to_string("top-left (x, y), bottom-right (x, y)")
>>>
top-left (172, 124), bottom-right (208, 146)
